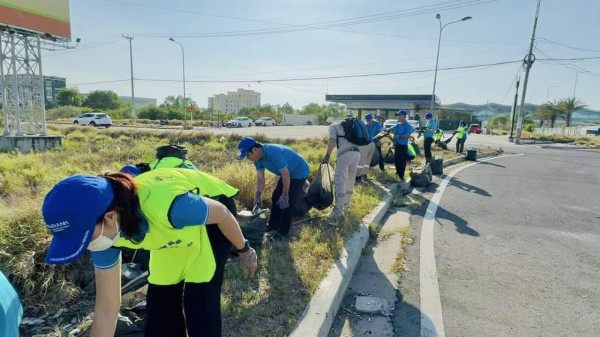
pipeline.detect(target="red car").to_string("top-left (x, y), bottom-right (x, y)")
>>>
top-left (468, 124), bottom-right (482, 134)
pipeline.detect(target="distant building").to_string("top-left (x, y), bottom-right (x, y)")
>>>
top-left (325, 94), bottom-right (440, 121)
top-left (43, 76), bottom-right (66, 107)
top-left (208, 88), bottom-right (261, 114)
top-left (0, 75), bottom-right (66, 107)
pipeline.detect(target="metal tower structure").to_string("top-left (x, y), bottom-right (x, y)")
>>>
top-left (1, 31), bottom-right (47, 136)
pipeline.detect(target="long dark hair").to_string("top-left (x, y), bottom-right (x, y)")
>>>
top-left (100, 172), bottom-right (142, 239)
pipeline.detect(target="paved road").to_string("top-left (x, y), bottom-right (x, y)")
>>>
top-left (395, 147), bottom-right (600, 336)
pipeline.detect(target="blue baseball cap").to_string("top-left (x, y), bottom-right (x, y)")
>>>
top-left (237, 137), bottom-right (257, 160)
top-left (365, 114), bottom-right (373, 121)
top-left (459, 120), bottom-right (466, 126)
top-left (42, 175), bottom-right (114, 265)
top-left (396, 110), bottom-right (407, 116)
top-left (120, 165), bottom-right (142, 177)
top-left (425, 113), bottom-right (433, 119)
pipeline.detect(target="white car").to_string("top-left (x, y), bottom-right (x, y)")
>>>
top-left (407, 119), bottom-right (420, 130)
top-left (73, 113), bottom-right (112, 128)
top-left (227, 117), bottom-right (253, 128)
top-left (383, 119), bottom-right (398, 130)
top-left (254, 117), bottom-right (276, 126)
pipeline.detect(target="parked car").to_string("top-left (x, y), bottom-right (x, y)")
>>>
top-left (226, 117), bottom-right (253, 128)
top-left (73, 113), bottom-right (112, 128)
top-left (468, 124), bottom-right (482, 134)
top-left (407, 119), bottom-right (420, 130)
top-left (383, 119), bottom-right (398, 130)
top-left (254, 117), bottom-right (276, 126)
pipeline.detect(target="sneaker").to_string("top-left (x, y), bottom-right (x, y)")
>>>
top-left (327, 207), bottom-right (345, 220)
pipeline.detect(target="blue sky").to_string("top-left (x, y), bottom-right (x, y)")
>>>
top-left (43, 0), bottom-right (600, 110)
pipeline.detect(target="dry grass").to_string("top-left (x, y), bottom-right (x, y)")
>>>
top-left (1, 127), bottom-right (386, 336)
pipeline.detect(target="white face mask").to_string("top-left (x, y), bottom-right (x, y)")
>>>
top-left (88, 220), bottom-right (121, 252)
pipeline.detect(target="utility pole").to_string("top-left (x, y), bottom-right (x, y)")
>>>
top-left (509, 77), bottom-right (520, 141)
top-left (122, 34), bottom-right (135, 121)
top-left (515, 0), bottom-right (541, 144)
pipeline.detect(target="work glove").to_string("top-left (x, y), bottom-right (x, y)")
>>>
top-left (321, 154), bottom-right (330, 164)
top-left (276, 192), bottom-right (290, 209)
top-left (239, 248), bottom-right (257, 277)
top-left (253, 192), bottom-right (263, 209)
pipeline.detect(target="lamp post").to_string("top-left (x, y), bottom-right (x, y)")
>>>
top-left (169, 37), bottom-right (187, 125)
top-left (546, 85), bottom-right (559, 102)
top-left (573, 71), bottom-right (590, 98)
top-left (429, 14), bottom-right (472, 117)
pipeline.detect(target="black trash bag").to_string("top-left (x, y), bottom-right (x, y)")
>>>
top-left (306, 163), bottom-right (334, 210)
top-left (293, 180), bottom-right (310, 217)
top-left (384, 150), bottom-right (395, 164)
top-left (466, 147), bottom-right (477, 161)
top-left (410, 164), bottom-right (432, 187)
top-left (240, 213), bottom-right (268, 248)
top-left (430, 158), bottom-right (444, 175)
top-left (370, 148), bottom-right (380, 167)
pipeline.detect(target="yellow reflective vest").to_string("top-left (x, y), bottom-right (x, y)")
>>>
top-left (113, 168), bottom-right (239, 284)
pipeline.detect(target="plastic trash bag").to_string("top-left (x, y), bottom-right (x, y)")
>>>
top-left (306, 163), bottom-right (334, 210)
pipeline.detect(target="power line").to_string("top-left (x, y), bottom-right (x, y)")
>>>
top-left (135, 59), bottom-right (521, 84)
top-left (537, 36), bottom-right (600, 54)
top-left (129, 0), bottom-right (493, 39)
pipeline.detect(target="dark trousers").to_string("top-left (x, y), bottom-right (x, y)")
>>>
top-left (268, 177), bottom-right (306, 235)
top-left (144, 196), bottom-right (235, 337)
top-left (394, 144), bottom-right (408, 180)
top-left (424, 137), bottom-right (433, 162)
top-left (456, 137), bottom-right (466, 153)
top-left (375, 144), bottom-right (385, 170)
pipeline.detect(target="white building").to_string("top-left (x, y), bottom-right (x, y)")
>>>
top-left (208, 88), bottom-right (261, 114)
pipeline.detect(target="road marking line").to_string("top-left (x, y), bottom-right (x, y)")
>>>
top-left (420, 154), bottom-right (522, 337)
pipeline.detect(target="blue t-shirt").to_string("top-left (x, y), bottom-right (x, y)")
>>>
top-left (0, 271), bottom-right (22, 337)
top-left (254, 144), bottom-right (309, 179)
top-left (90, 192), bottom-right (209, 269)
top-left (366, 120), bottom-right (382, 142)
top-left (393, 122), bottom-right (414, 145)
top-left (424, 119), bottom-right (437, 138)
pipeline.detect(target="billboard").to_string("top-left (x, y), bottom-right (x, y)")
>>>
top-left (0, 0), bottom-right (70, 39)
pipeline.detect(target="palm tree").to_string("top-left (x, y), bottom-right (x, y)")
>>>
top-left (537, 101), bottom-right (562, 127)
top-left (558, 97), bottom-right (587, 127)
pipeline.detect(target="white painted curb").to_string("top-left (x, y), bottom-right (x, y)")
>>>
top-left (289, 183), bottom-right (398, 337)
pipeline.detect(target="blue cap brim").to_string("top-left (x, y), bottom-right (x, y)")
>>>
top-left (237, 150), bottom-right (248, 160)
top-left (45, 227), bottom-right (95, 264)
top-left (42, 175), bottom-right (114, 265)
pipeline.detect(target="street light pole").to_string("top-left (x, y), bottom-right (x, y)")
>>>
top-left (123, 34), bottom-right (135, 120)
top-left (169, 37), bottom-right (186, 126)
top-left (429, 14), bottom-right (472, 117)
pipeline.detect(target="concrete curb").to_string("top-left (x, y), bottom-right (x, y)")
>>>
top-left (289, 183), bottom-right (398, 337)
top-left (290, 150), bottom-right (503, 337)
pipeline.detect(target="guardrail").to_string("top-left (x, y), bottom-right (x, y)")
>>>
top-left (534, 125), bottom-right (599, 136)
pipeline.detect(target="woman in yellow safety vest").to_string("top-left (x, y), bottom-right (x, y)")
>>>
top-left (455, 120), bottom-right (468, 154)
top-left (41, 168), bottom-right (257, 337)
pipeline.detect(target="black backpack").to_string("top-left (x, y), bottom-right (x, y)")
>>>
top-left (340, 117), bottom-right (370, 146)
top-left (156, 145), bottom-right (187, 160)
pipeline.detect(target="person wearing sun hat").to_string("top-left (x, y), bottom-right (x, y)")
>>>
top-left (237, 137), bottom-right (309, 237)
top-left (42, 170), bottom-right (257, 337)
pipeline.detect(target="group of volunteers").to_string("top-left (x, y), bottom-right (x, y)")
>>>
top-left (15, 110), bottom-right (470, 337)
